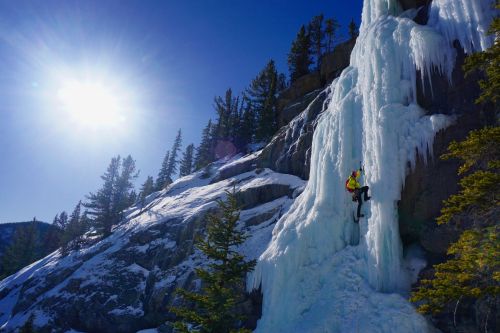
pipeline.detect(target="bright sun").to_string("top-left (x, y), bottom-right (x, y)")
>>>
top-left (57, 80), bottom-right (123, 128)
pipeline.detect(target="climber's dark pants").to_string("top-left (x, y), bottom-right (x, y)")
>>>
top-left (354, 186), bottom-right (370, 218)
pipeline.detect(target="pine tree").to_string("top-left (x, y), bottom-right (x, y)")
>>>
top-left (165, 129), bottom-right (183, 182)
top-left (128, 190), bottom-right (137, 206)
top-left (214, 88), bottom-right (240, 143)
top-left (288, 25), bottom-right (312, 82)
top-left (1, 218), bottom-right (39, 277)
top-left (325, 18), bottom-right (341, 52)
top-left (247, 60), bottom-right (281, 142)
top-left (113, 155), bottom-right (139, 217)
top-left (411, 127), bottom-right (499, 320)
top-left (437, 126), bottom-right (500, 225)
top-left (239, 97), bottom-right (255, 149)
top-left (44, 214), bottom-right (63, 251)
top-left (179, 144), bottom-right (195, 177)
top-left (411, 227), bottom-right (499, 315)
top-left (55, 211), bottom-right (69, 231)
top-left (156, 150), bottom-right (171, 190)
top-left (171, 190), bottom-right (256, 333)
top-left (348, 18), bottom-right (358, 40)
top-left (194, 120), bottom-right (214, 170)
top-left (308, 14), bottom-right (325, 68)
top-left (139, 175), bottom-right (155, 206)
top-left (84, 156), bottom-right (121, 236)
top-left (61, 201), bottom-right (87, 253)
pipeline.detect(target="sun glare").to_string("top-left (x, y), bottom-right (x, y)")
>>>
top-left (57, 80), bottom-right (123, 127)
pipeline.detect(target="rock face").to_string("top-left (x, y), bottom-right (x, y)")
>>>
top-left (399, 0), bottom-right (431, 11)
top-left (399, 39), bottom-right (496, 256)
top-left (398, 40), bottom-right (498, 333)
top-left (0, 159), bottom-right (305, 333)
top-left (277, 38), bottom-right (356, 128)
top-left (258, 88), bottom-right (329, 180)
top-left (319, 38), bottom-right (356, 84)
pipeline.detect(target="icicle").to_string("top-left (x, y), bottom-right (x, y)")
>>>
top-left (429, 0), bottom-right (496, 54)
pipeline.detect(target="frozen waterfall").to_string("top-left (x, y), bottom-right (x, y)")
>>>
top-left (249, 0), bottom-right (495, 332)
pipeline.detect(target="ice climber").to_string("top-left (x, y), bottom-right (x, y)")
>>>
top-left (345, 168), bottom-right (370, 218)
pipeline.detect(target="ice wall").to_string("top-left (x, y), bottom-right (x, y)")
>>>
top-left (429, 0), bottom-right (496, 54)
top-left (250, 1), bottom-right (495, 332)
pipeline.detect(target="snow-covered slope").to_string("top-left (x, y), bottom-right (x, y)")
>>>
top-left (249, 1), bottom-right (495, 332)
top-left (0, 155), bottom-right (305, 332)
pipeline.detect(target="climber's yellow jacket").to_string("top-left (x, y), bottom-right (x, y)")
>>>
top-left (346, 170), bottom-right (361, 192)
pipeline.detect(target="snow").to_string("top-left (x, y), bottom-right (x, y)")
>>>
top-left (249, 1), bottom-right (491, 332)
top-left (108, 305), bottom-right (144, 316)
top-left (0, 154), bottom-right (304, 332)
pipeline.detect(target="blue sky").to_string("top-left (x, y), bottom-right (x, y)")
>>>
top-left (0, 0), bottom-right (363, 223)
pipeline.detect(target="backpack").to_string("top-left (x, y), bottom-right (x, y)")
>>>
top-left (345, 177), bottom-right (354, 193)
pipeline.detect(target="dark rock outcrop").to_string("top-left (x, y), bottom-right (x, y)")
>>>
top-left (277, 72), bottom-right (323, 122)
top-left (399, 0), bottom-right (431, 11)
top-left (320, 39), bottom-right (356, 84)
top-left (258, 88), bottom-right (330, 180)
top-left (276, 38), bottom-right (356, 128)
top-left (399, 37), bottom-right (496, 255)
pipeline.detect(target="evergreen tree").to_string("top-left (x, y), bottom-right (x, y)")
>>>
top-left (247, 60), bottom-right (281, 142)
top-left (288, 25), bottom-right (312, 82)
top-left (165, 129), bottom-right (183, 182)
top-left (84, 156), bottom-right (121, 236)
top-left (156, 150), bottom-right (171, 190)
top-left (55, 211), bottom-right (69, 231)
top-left (411, 226), bottom-right (499, 315)
top-left (61, 201), bottom-right (87, 252)
top-left (437, 126), bottom-right (500, 225)
top-left (1, 218), bottom-right (39, 277)
top-left (44, 214), bottom-right (63, 251)
top-left (171, 190), bottom-right (256, 333)
top-left (113, 155), bottom-right (139, 217)
top-left (179, 144), bottom-right (195, 177)
top-left (194, 120), bottom-right (214, 170)
top-left (239, 97), bottom-right (256, 149)
top-left (325, 18), bottom-right (341, 52)
top-left (128, 190), bottom-right (137, 206)
top-left (214, 88), bottom-right (240, 142)
top-left (308, 14), bottom-right (325, 68)
top-left (348, 18), bottom-right (358, 40)
top-left (411, 127), bottom-right (500, 316)
top-left (277, 73), bottom-right (288, 91)
top-left (139, 175), bottom-right (155, 206)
